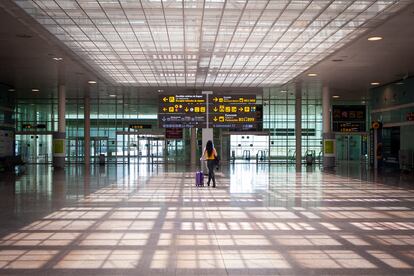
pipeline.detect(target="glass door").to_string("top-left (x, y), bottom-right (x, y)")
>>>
top-left (336, 134), bottom-right (365, 162)
top-left (166, 139), bottom-right (185, 163)
top-left (230, 135), bottom-right (269, 163)
top-left (91, 137), bottom-right (108, 163)
top-left (149, 138), bottom-right (164, 163)
top-left (115, 132), bottom-right (166, 164)
top-left (67, 137), bottom-right (84, 164)
top-left (15, 134), bottom-right (52, 164)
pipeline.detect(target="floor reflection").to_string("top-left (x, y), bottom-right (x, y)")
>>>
top-left (0, 164), bottom-right (413, 274)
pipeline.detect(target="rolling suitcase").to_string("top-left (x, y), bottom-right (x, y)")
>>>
top-left (195, 171), bottom-right (204, 187)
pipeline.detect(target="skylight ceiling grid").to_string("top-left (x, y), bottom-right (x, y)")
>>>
top-left (14, 0), bottom-right (409, 87)
top-left (258, 0), bottom-right (383, 85)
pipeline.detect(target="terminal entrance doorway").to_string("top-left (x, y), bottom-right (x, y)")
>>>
top-left (116, 132), bottom-right (165, 164)
top-left (229, 134), bottom-right (269, 163)
top-left (166, 139), bottom-right (185, 163)
top-left (15, 133), bottom-right (52, 164)
top-left (91, 137), bottom-right (108, 164)
top-left (335, 134), bottom-right (368, 162)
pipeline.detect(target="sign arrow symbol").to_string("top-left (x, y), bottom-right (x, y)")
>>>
top-left (213, 107), bottom-right (218, 112)
top-left (213, 97), bottom-right (218, 102)
top-left (163, 97), bottom-right (167, 102)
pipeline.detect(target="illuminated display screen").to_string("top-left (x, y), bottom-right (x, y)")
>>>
top-left (158, 94), bottom-right (207, 128)
top-left (209, 95), bottom-right (257, 129)
top-left (158, 94), bottom-right (257, 129)
top-left (332, 105), bottom-right (366, 133)
top-left (129, 124), bottom-right (152, 130)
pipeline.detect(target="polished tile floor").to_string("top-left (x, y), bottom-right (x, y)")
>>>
top-left (0, 164), bottom-right (414, 275)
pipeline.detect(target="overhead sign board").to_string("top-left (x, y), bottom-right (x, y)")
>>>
top-left (209, 95), bottom-right (257, 128)
top-left (158, 94), bottom-right (257, 129)
top-left (332, 105), bottom-right (366, 133)
top-left (22, 123), bottom-right (47, 130)
top-left (158, 94), bottom-right (206, 128)
top-left (129, 124), bottom-right (152, 130)
top-left (210, 95), bottom-right (256, 104)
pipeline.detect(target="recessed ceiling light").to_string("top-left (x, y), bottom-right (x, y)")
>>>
top-left (396, 82), bottom-right (404, 85)
top-left (157, 89), bottom-right (164, 93)
top-left (332, 95), bottom-right (340, 98)
top-left (370, 82), bottom-right (380, 86)
top-left (109, 94), bottom-right (116, 97)
top-left (88, 80), bottom-right (97, 84)
top-left (79, 106), bottom-right (84, 109)
top-left (32, 88), bottom-right (39, 92)
top-left (53, 57), bottom-right (63, 61)
top-left (8, 89), bottom-right (15, 92)
top-left (307, 73), bottom-right (318, 77)
top-left (280, 90), bottom-right (287, 93)
top-left (368, 36), bottom-right (383, 41)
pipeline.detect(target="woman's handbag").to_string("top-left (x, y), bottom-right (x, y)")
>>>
top-left (214, 155), bottom-right (220, 166)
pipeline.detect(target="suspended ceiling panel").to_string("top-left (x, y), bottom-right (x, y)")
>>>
top-left (13, 0), bottom-right (410, 87)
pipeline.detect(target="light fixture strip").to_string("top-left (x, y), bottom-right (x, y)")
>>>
top-left (36, 0), bottom-right (130, 84)
top-left (88, 0), bottom-right (143, 85)
top-left (259, 0), bottom-right (388, 86)
top-left (258, 0), bottom-right (361, 86)
top-left (108, 0), bottom-right (156, 86)
top-left (249, 0), bottom-right (339, 86)
top-left (221, 1), bottom-right (271, 87)
top-left (181, 0), bottom-right (188, 86)
top-left (137, 0), bottom-right (170, 86)
top-left (201, 0), bottom-right (227, 87)
top-left (14, 0), bottom-right (407, 87)
top-left (212, 1), bottom-right (248, 86)
top-left (161, 0), bottom-right (179, 86)
top-left (236, 0), bottom-right (306, 87)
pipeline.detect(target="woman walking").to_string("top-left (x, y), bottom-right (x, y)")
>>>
top-left (202, 140), bottom-right (217, 188)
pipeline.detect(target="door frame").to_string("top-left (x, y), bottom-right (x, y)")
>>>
top-left (334, 132), bottom-right (368, 162)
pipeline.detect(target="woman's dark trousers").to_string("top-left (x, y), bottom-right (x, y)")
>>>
top-left (207, 160), bottom-right (216, 187)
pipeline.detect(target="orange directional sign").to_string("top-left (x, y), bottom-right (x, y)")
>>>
top-left (159, 94), bottom-right (207, 128)
top-left (159, 94), bottom-right (258, 129)
top-left (208, 95), bottom-right (257, 128)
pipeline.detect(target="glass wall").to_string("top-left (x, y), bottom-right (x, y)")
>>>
top-left (15, 98), bottom-right (57, 163)
top-left (230, 135), bottom-right (269, 162)
top-left (263, 85), bottom-right (323, 163)
top-left (15, 85), bottom-right (322, 164)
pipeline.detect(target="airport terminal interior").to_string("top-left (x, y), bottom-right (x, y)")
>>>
top-left (1, 0), bottom-right (414, 275)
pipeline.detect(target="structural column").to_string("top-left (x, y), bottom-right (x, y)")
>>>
top-left (322, 85), bottom-right (335, 168)
top-left (295, 82), bottom-right (302, 171)
top-left (84, 88), bottom-right (91, 166)
top-left (201, 91), bottom-right (213, 173)
top-left (190, 128), bottom-right (197, 166)
top-left (53, 84), bottom-right (66, 168)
